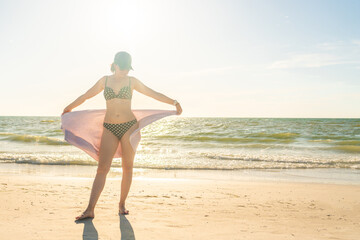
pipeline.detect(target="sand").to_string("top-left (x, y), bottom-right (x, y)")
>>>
top-left (1, 167), bottom-right (360, 240)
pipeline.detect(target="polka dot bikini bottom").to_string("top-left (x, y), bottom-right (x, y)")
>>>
top-left (103, 118), bottom-right (138, 140)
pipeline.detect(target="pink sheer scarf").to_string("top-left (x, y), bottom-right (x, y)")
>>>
top-left (60, 109), bottom-right (177, 161)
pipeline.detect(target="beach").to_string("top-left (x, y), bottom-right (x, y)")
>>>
top-left (1, 116), bottom-right (360, 239)
top-left (2, 0), bottom-right (360, 239)
top-left (1, 163), bottom-right (359, 240)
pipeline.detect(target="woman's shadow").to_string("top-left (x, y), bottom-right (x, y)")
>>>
top-left (75, 218), bottom-right (98, 240)
top-left (119, 213), bottom-right (136, 240)
top-left (75, 214), bottom-right (135, 240)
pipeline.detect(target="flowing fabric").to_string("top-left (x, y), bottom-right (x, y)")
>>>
top-left (60, 109), bottom-right (177, 161)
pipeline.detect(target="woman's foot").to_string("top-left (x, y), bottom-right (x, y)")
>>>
top-left (119, 203), bottom-right (129, 215)
top-left (75, 209), bottom-right (95, 220)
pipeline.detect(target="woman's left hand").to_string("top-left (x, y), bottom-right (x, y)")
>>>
top-left (175, 103), bottom-right (182, 115)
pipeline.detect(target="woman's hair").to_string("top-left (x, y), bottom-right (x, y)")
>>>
top-left (110, 62), bottom-right (117, 73)
top-left (110, 51), bottom-right (134, 73)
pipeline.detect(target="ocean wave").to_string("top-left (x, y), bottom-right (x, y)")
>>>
top-left (246, 132), bottom-right (300, 139)
top-left (199, 153), bottom-right (360, 165)
top-left (1, 151), bottom-right (359, 170)
top-left (333, 140), bottom-right (360, 146)
top-left (40, 119), bottom-right (59, 123)
top-left (308, 139), bottom-right (360, 145)
top-left (328, 145), bottom-right (360, 153)
top-left (307, 135), bottom-right (357, 141)
top-left (0, 158), bottom-right (98, 166)
top-left (153, 135), bottom-right (296, 143)
top-left (0, 158), bottom-right (358, 170)
top-left (0, 132), bottom-right (67, 145)
top-left (308, 139), bottom-right (334, 143)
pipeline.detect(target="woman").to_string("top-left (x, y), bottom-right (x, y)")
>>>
top-left (61, 51), bottom-right (182, 220)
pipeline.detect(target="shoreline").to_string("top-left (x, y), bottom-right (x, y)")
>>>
top-left (1, 162), bottom-right (359, 185)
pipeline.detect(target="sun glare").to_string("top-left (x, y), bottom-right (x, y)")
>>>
top-left (88, 0), bottom-right (152, 44)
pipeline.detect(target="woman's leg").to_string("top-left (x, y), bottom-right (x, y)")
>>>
top-left (119, 121), bottom-right (139, 214)
top-left (75, 126), bottom-right (119, 220)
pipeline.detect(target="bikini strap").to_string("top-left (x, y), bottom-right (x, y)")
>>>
top-left (128, 76), bottom-right (131, 88)
top-left (105, 76), bottom-right (108, 87)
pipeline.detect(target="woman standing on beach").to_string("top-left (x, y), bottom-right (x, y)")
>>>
top-left (61, 51), bottom-right (182, 220)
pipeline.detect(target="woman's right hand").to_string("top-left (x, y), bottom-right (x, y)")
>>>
top-left (62, 106), bottom-right (72, 116)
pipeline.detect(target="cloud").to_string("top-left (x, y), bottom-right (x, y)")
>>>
top-left (352, 39), bottom-right (360, 46)
top-left (177, 65), bottom-right (239, 75)
top-left (267, 53), bottom-right (341, 69)
top-left (267, 40), bottom-right (360, 69)
top-left (267, 53), bottom-right (360, 69)
top-left (168, 64), bottom-right (262, 76)
top-left (316, 40), bottom-right (345, 50)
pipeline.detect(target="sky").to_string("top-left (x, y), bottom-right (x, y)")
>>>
top-left (0, 0), bottom-right (359, 118)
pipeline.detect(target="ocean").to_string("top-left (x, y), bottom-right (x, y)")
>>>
top-left (1, 115), bottom-right (359, 171)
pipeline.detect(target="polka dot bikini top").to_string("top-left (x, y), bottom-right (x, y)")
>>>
top-left (103, 76), bottom-right (132, 101)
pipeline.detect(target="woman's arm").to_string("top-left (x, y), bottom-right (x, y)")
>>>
top-left (132, 76), bottom-right (182, 115)
top-left (133, 77), bottom-right (176, 105)
top-left (62, 76), bottom-right (105, 115)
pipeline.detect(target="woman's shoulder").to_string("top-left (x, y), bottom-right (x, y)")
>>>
top-left (129, 75), bottom-right (140, 82)
top-left (129, 75), bottom-right (138, 83)
top-left (98, 75), bottom-right (109, 88)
